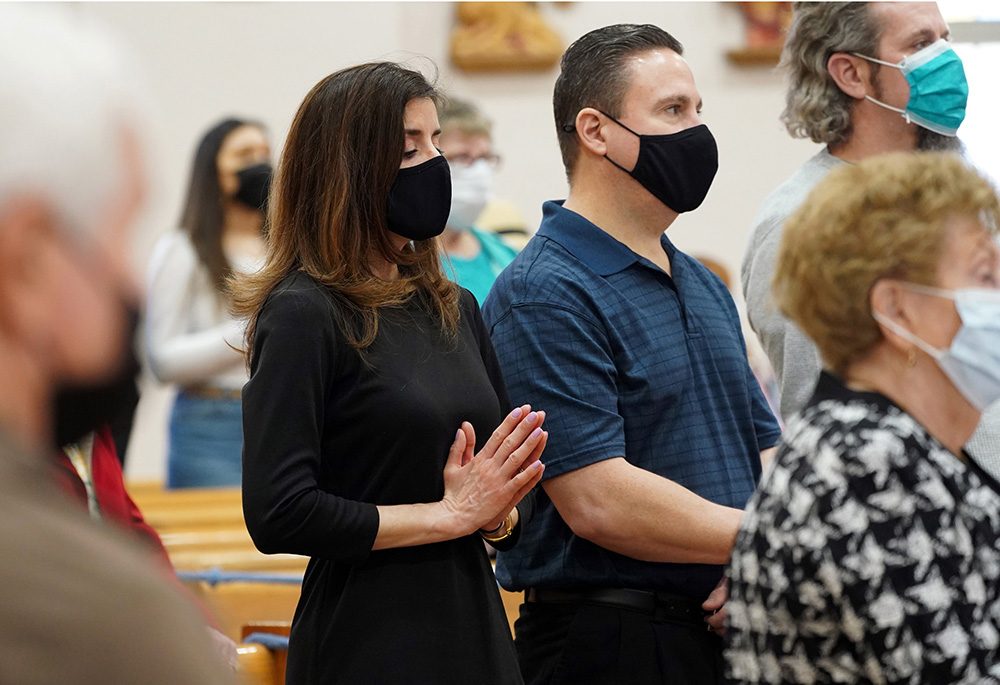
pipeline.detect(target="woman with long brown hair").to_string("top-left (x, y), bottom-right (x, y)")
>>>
top-left (233, 62), bottom-right (546, 683)
top-left (146, 117), bottom-right (272, 488)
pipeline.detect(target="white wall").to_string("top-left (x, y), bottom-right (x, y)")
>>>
top-left (66, 2), bottom-right (820, 482)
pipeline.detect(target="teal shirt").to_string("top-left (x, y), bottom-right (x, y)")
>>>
top-left (442, 228), bottom-right (518, 304)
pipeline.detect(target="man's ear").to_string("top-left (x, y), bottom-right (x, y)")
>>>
top-left (574, 107), bottom-right (610, 158)
top-left (828, 52), bottom-right (874, 100)
top-left (0, 198), bottom-right (58, 338)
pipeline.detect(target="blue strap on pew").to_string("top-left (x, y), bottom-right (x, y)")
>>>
top-left (176, 567), bottom-right (304, 587)
top-left (178, 566), bottom-right (507, 590)
top-left (242, 632), bottom-right (290, 651)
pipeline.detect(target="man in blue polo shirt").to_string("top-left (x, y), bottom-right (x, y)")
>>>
top-left (482, 24), bottom-right (781, 684)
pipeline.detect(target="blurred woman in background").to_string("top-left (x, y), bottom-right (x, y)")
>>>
top-left (437, 98), bottom-right (518, 303)
top-left (146, 118), bottom-right (271, 488)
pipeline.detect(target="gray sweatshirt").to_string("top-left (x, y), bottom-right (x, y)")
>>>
top-left (741, 147), bottom-right (1000, 475)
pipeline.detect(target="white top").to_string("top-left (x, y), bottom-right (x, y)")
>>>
top-left (145, 231), bottom-right (263, 390)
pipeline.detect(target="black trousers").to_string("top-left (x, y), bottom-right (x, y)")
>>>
top-left (513, 599), bottom-right (725, 684)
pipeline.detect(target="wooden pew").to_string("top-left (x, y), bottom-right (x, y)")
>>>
top-left (499, 587), bottom-right (523, 636)
top-left (237, 645), bottom-right (278, 685)
top-left (238, 623), bottom-right (290, 685)
top-left (127, 483), bottom-right (308, 573)
top-left (128, 482), bottom-right (243, 504)
top-left (170, 550), bottom-right (307, 574)
top-left (127, 483), bottom-right (305, 640)
top-left (129, 482), bottom-right (522, 641)
top-left (186, 580), bottom-right (301, 641)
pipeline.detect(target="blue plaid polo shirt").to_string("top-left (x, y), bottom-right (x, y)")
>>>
top-left (482, 200), bottom-right (782, 599)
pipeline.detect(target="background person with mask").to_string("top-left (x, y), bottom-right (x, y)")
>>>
top-left (146, 118), bottom-right (271, 488)
top-left (482, 24), bottom-right (781, 684)
top-left (740, 2), bottom-right (1000, 477)
top-left (727, 152), bottom-right (1000, 683)
top-left (438, 98), bottom-right (518, 304)
top-left (0, 5), bottom-right (234, 681)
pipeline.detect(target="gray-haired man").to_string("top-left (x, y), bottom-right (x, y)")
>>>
top-left (0, 7), bottom-right (233, 682)
top-left (741, 1), bottom-right (1000, 469)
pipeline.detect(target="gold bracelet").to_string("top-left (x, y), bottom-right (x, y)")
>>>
top-left (480, 514), bottom-right (514, 543)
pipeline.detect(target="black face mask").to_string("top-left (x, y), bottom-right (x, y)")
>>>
top-left (52, 303), bottom-right (141, 449)
top-left (601, 114), bottom-right (718, 214)
top-left (385, 156), bottom-right (452, 241)
top-left (234, 162), bottom-right (273, 215)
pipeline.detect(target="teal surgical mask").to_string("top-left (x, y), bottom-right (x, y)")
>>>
top-left (872, 283), bottom-right (1000, 411)
top-left (854, 39), bottom-right (969, 137)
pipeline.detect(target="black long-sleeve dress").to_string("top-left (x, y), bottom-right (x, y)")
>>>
top-left (242, 271), bottom-right (525, 684)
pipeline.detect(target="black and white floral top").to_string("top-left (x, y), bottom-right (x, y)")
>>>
top-left (726, 372), bottom-right (1000, 684)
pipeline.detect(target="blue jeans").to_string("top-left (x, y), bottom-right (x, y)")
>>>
top-left (167, 392), bottom-right (243, 488)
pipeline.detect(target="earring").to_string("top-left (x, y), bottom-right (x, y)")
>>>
top-left (906, 347), bottom-right (917, 368)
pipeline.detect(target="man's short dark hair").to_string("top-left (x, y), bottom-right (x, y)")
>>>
top-left (554, 24), bottom-right (683, 181)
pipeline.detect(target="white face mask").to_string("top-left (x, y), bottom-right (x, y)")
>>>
top-left (446, 159), bottom-right (493, 231)
top-left (872, 283), bottom-right (1000, 411)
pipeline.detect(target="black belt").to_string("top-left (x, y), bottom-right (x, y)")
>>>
top-left (525, 587), bottom-right (709, 626)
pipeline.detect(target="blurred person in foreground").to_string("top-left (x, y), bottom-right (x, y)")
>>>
top-left (726, 152), bottom-right (1000, 683)
top-left (437, 97), bottom-right (518, 304)
top-left (146, 118), bottom-right (271, 488)
top-left (0, 6), bottom-right (234, 682)
top-left (740, 2), bottom-right (1000, 475)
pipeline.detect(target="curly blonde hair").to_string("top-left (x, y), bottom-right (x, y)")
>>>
top-left (774, 152), bottom-right (1000, 375)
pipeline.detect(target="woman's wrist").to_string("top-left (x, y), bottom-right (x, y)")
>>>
top-left (430, 500), bottom-right (472, 540)
top-left (480, 519), bottom-right (506, 536)
top-left (479, 507), bottom-right (519, 542)
top-left (480, 514), bottom-right (513, 542)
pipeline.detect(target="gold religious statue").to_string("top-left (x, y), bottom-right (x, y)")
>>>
top-left (727, 2), bottom-right (793, 66)
top-left (451, 2), bottom-right (564, 73)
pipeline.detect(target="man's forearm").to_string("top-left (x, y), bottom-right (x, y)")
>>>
top-left (761, 446), bottom-right (778, 471)
top-left (543, 457), bottom-right (744, 565)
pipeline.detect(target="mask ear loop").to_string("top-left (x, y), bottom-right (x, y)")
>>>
top-left (852, 52), bottom-right (901, 69)
top-left (598, 112), bottom-right (641, 137)
top-left (851, 52), bottom-right (913, 124)
top-left (899, 282), bottom-right (958, 300)
top-left (559, 118), bottom-right (635, 174)
top-left (560, 111), bottom-right (640, 136)
top-left (879, 283), bottom-right (958, 369)
top-left (864, 96), bottom-right (912, 124)
top-left (872, 310), bottom-right (945, 360)
top-left (591, 110), bottom-right (641, 175)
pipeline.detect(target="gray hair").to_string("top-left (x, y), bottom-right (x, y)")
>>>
top-left (0, 5), bottom-right (149, 242)
top-left (780, 2), bottom-right (884, 145)
top-left (439, 97), bottom-right (493, 139)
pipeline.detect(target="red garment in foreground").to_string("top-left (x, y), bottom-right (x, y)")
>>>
top-left (53, 426), bottom-right (218, 628)
top-left (55, 426), bottom-right (173, 569)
